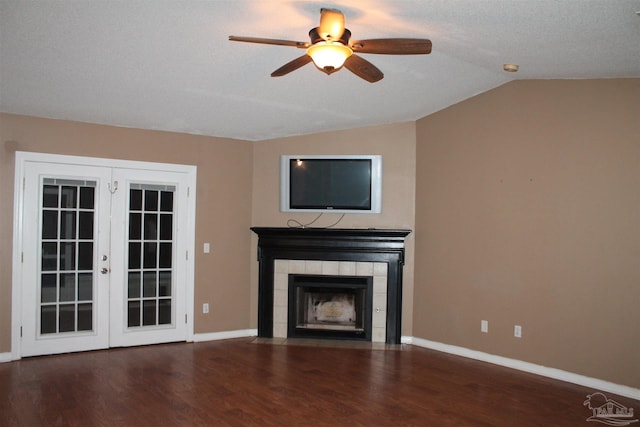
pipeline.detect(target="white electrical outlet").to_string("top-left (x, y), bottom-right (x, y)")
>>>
top-left (481, 320), bottom-right (488, 333)
top-left (514, 325), bottom-right (522, 338)
top-left (203, 303), bottom-right (209, 314)
top-left (203, 243), bottom-right (211, 254)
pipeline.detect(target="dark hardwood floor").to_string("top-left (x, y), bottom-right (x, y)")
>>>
top-left (0, 338), bottom-right (637, 426)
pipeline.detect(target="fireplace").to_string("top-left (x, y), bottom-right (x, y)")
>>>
top-left (288, 274), bottom-right (373, 341)
top-left (251, 227), bottom-right (411, 344)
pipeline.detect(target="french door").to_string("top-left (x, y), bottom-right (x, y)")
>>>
top-left (15, 153), bottom-right (195, 357)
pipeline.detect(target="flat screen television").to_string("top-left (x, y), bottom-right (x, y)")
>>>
top-left (280, 155), bottom-right (382, 213)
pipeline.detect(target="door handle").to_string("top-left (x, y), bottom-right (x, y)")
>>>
top-left (100, 268), bottom-right (109, 274)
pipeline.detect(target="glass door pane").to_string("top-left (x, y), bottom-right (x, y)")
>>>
top-left (126, 184), bottom-right (175, 328)
top-left (39, 179), bottom-right (97, 335)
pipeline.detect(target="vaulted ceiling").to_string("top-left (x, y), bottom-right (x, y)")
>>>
top-left (1, 1), bottom-right (639, 141)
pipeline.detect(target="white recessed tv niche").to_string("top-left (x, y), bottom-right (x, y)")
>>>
top-left (280, 155), bottom-right (382, 214)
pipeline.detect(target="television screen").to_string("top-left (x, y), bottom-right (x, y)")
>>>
top-left (280, 155), bottom-right (382, 213)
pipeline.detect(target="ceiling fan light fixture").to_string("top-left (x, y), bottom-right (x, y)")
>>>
top-left (306, 42), bottom-right (352, 74)
top-left (230, 8), bottom-right (431, 82)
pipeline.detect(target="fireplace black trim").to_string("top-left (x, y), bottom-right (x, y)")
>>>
top-left (251, 227), bottom-right (412, 344)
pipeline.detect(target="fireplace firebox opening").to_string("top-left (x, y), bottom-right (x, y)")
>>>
top-left (288, 274), bottom-right (373, 341)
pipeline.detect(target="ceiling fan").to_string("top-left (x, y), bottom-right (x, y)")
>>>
top-left (229, 8), bottom-right (432, 83)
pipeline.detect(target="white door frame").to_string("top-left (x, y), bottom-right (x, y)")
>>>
top-left (11, 152), bottom-right (197, 360)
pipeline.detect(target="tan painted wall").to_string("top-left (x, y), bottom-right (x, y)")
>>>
top-left (0, 113), bottom-right (254, 352)
top-left (414, 79), bottom-right (640, 388)
top-left (3, 79), bottom-right (637, 391)
top-left (250, 122), bottom-right (417, 336)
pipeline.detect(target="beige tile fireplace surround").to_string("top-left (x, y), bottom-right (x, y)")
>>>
top-left (273, 260), bottom-right (388, 342)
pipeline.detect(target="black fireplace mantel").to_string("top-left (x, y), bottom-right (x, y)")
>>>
top-left (251, 227), bottom-right (411, 344)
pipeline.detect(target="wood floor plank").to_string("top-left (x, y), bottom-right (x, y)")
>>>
top-left (0, 338), bottom-right (637, 426)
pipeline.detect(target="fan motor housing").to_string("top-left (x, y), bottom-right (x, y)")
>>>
top-left (309, 27), bottom-right (351, 46)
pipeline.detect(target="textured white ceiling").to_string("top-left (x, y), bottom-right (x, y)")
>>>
top-left (1, 0), bottom-right (639, 141)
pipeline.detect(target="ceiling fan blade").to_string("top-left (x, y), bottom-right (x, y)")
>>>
top-left (350, 38), bottom-right (432, 55)
top-left (229, 36), bottom-right (309, 49)
top-left (318, 8), bottom-right (345, 40)
top-left (271, 55), bottom-right (313, 77)
top-left (344, 54), bottom-right (384, 83)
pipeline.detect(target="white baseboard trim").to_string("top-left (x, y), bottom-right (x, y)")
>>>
top-left (401, 335), bottom-right (413, 344)
top-left (406, 336), bottom-right (640, 401)
top-left (193, 329), bottom-right (257, 343)
top-left (0, 352), bottom-right (12, 363)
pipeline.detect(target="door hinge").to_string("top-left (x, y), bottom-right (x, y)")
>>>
top-left (185, 314), bottom-right (187, 324)
top-left (186, 250), bottom-right (188, 261)
top-left (20, 326), bottom-right (22, 337)
top-left (23, 177), bottom-right (26, 190)
top-left (21, 252), bottom-right (24, 263)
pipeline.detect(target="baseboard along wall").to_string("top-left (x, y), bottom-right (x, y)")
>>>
top-left (404, 336), bottom-right (639, 401)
